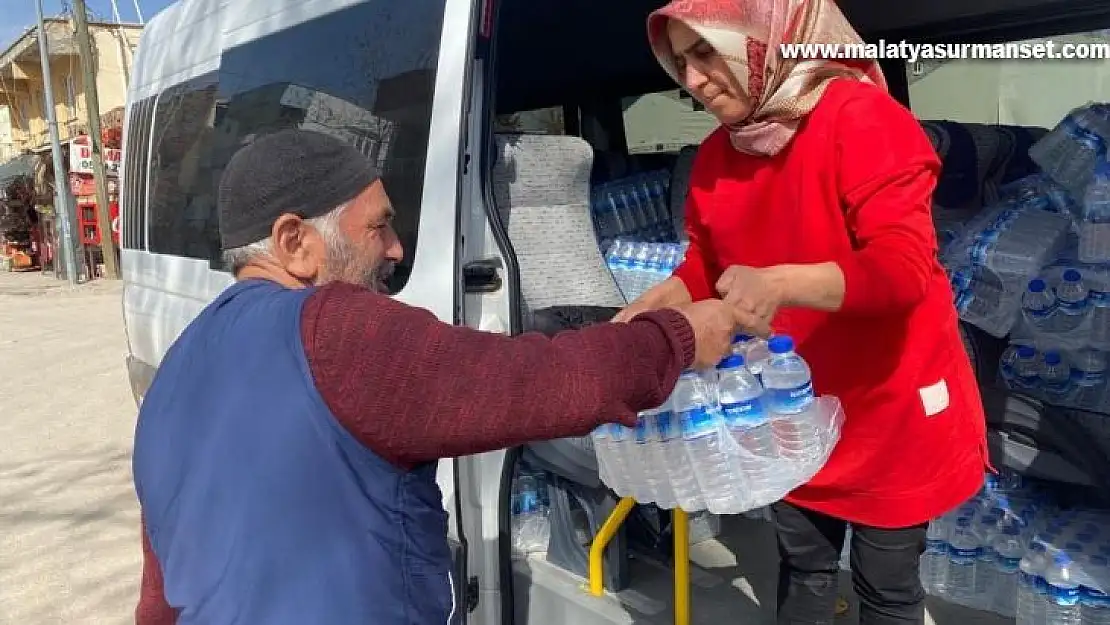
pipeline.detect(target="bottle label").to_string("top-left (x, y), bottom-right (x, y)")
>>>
top-left (679, 406), bottom-right (719, 439)
top-left (925, 538), bottom-right (946, 555)
top-left (655, 410), bottom-right (677, 441)
top-left (1058, 296), bottom-right (1089, 315)
top-left (1025, 301), bottom-right (1057, 319)
top-left (1072, 367), bottom-right (1107, 386)
top-left (947, 545), bottom-right (980, 564)
top-left (721, 398), bottom-right (767, 427)
top-left (994, 555), bottom-right (1022, 573)
top-left (768, 381), bottom-right (814, 413)
top-left (634, 416), bottom-right (651, 444)
top-left (1049, 584), bottom-right (1082, 606)
top-left (1043, 377), bottom-right (1072, 395)
top-left (609, 423), bottom-right (627, 442)
top-left (1082, 588), bottom-right (1110, 608)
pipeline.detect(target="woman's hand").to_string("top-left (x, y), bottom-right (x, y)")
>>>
top-left (715, 265), bottom-right (786, 328)
top-left (612, 277), bottom-right (694, 323)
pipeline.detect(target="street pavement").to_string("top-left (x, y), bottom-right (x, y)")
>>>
top-left (0, 270), bottom-right (139, 624)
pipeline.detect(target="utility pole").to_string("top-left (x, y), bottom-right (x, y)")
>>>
top-left (35, 0), bottom-right (79, 285)
top-left (72, 0), bottom-right (120, 279)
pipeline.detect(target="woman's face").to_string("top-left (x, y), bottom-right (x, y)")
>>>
top-left (666, 19), bottom-right (752, 126)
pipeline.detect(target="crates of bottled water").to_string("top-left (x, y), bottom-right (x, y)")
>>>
top-left (943, 193), bottom-right (1073, 338)
top-left (921, 470), bottom-right (1110, 623)
top-left (591, 170), bottom-right (676, 249)
top-left (605, 239), bottom-right (688, 303)
top-left (1029, 103), bottom-right (1110, 201)
top-left (591, 333), bottom-right (845, 514)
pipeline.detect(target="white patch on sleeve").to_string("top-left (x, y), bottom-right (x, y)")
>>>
top-left (919, 379), bottom-right (950, 417)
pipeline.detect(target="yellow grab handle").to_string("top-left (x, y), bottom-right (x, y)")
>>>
top-left (672, 508), bottom-right (690, 625)
top-left (587, 496), bottom-right (637, 596)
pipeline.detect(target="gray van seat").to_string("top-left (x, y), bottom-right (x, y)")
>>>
top-left (492, 133), bottom-right (630, 590)
top-left (492, 133), bottom-right (625, 312)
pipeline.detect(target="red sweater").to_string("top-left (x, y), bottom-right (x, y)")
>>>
top-left (135, 288), bottom-right (696, 624)
top-left (674, 79), bottom-right (989, 528)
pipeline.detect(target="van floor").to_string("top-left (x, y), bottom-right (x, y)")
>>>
top-left (512, 515), bottom-right (1011, 625)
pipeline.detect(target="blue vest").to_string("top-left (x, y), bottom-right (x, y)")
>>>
top-left (133, 279), bottom-right (454, 625)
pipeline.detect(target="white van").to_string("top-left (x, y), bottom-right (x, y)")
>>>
top-left (119, 0), bottom-right (1110, 624)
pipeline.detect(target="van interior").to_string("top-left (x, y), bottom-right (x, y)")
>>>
top-left (478, 0), bottom-right (1110, 623)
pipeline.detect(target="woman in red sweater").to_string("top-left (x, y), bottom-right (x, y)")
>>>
top-left (619, 0), bottom-right (991, 622)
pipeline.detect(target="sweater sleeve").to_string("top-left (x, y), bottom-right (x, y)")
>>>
top-left (136, 517), bottom-right (177, 625)
top-left (301, 282), bottom-right (695, 469)
top-left (833, 88), bottom-right (943, 315)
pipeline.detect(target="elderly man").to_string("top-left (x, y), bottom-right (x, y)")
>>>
top-left (133, 129), bottom-right (761, 624)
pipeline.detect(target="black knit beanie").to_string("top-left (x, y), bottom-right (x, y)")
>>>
top-left (217, 128), bottom-right (380, 250)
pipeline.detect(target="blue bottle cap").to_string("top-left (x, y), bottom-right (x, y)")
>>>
top-left (1063, 269), bottom-right (1082, 282)
top-left (1044, 351), bottom-right (1062, 365)
top-left (1017, 345), bottom-right (1036, 358)
top-left (733, 333), bottom-right (753, 344)
top-left (716, 354), bottom-right (744, 369)
top-left (1028, 278), bottom-right (1047, 292)
top-left (767, 335), bottom-right (794, 354)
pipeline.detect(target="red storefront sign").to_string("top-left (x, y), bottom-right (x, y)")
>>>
top-left (77, 200), bottom-right (120, 245)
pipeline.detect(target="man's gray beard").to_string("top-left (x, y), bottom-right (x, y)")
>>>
top-left (320, 234), bottom-right (392, 293)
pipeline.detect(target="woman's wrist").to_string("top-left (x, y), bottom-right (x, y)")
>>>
top-left (762, 263), bottom-right (845, 311)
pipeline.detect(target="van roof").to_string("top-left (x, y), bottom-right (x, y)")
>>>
top-left (131, 0), bottom-right (379, 101)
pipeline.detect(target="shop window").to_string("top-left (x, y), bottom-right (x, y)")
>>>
top-left (200, 0), bottom-right (448, 288)
top-left (621, 89), bottom-right (717, 154)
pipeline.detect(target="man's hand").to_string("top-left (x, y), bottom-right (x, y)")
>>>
top-left (715, 265), bottom-right (785, 329)
top-left (673, 299), bottom-right (770, 369)
top-left (612, 277), bottom-right (694, 323)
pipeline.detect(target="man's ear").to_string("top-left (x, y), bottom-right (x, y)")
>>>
top-left (270, 214), bottom-right (322, 282)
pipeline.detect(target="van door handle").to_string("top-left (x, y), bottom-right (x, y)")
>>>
top-left (463, 257), bottom-right (503, 293)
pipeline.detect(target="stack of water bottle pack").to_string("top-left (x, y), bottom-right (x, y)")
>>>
top-left (944, 186), bottom-right (1073, 338)
top-left (605, 238), bottom-right (689, 302)
top-left (918, 471), bottom-right (1110, 625)
top-left (510, 463), bottom-right (551, 555)
top-left (943, 101), bottom-right (1110, 340)
top-left (591, 334), bottom-right (845, 515)
top-left (591, 170), bottom-right (677, 251)
top-left (1000, 263), bottom-right (1110, 411)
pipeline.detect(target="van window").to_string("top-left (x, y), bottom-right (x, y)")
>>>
top-left (495, 107), bottom-right (566, 134)
top-left (147, 74), bottom-right (221, 261)
top-left (622, 89), bottom-right (717, 154)
top-left (122, 96), bottom-right (155, 250)
top-left (908, 30), bottom-right (1110, 126)
top-left (207, 0), bottom-right (446, 288)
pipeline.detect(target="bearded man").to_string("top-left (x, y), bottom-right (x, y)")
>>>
top-left (132, 129), bottom-right (759, 625)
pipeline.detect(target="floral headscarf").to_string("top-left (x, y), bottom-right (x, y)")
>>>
top-left (647, 0), bottom-right (886, 156)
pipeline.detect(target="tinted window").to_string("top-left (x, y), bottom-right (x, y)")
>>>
top-left (122, 96), bottom-right (155, 249)
top-left (621, 90), bottom-right (717, 154)
top-left (147, 74), bottom-right (221, 260)
top-left (208, 0), bottom-right (446, 288)
top-left (495, 107), bottom-right (566, 134)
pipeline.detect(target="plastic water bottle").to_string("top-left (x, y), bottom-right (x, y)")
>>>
top-left (743, 336), bottom-right (771, 382)
top-left (593, 422), bottom-right (634, 496)
top-left (1081, 555), bottom-right (1110, 625)
top-left (631, 402), bottom-right (678, 508)
top-left (1000, 344), bottom-right (1023, 386)
top-left (1055, 269), bottom-right (1091, 332)
top-left (1018, 542), bottom-right (1049, 625)
top-left (1080, 161), bottom-right (1110, 264)
top-left (673, 371), bottom-right (740, 513)
top-left (763, 336), bottom-right (822, 462)
top-left (512, 472), bottom-right (550, 553)
top-left (1023, 278), bottom-right (1059, 331)
top-left (653, 401), bottom-right (701, 510)
top-left (1090, 292), bottom-right (1110, 349)
top-left (1013, 346), bottom-right (1042, 391)
top-left (922, 518), bottom-right (950, 595)
top-left (716, 354), bottom-right (773, 505)
top-left (1044, 550), bottom-right (1083, 625)
top-left (993, 524), bottom-right (1025, 617)
top-left (974, 513), bottom-right (1002, 604)
top-left (947, 516), bottom-right (980, 603)
top-left (1040, 351), bottom-right (1073, 397)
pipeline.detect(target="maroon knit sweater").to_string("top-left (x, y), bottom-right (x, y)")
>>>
top-left (136, 281), bottom-right (695, 623)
